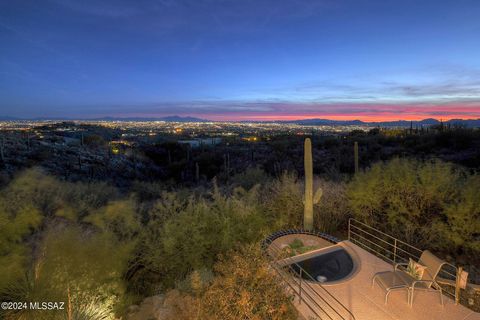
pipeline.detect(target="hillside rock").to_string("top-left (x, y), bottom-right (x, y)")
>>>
top-left (126, 294), bottom-right (170, 320)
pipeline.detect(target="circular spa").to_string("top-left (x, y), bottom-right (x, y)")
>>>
top-left (288, 246), bottom-right (355, 284)
top-left (263, 230), bottom-right (358, 285)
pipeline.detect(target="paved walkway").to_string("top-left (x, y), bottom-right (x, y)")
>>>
top-left (291, 241), bottom-right (480, 320)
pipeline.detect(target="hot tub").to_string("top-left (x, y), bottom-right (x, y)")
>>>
top-left (288, 246), bottom-right (356, 284)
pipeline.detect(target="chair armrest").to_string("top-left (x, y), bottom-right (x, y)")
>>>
top-left (411, 279), bottom-right (439, 290)
top-left (394, 263), bottom-right (408, 272)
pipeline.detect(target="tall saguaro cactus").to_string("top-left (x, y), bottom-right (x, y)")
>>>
top-left (303, 138), bottom-right (323, 230)
top-left (354, 141), bottom-right (359, 174)
top-left (0, 135), bottom-right (5, 164)
top-left (304, 138), bottom-right (314, 230)
top-left (195, 162), bottom-right (200, 182)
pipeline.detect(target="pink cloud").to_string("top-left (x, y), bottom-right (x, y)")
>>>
top-left (103, 100), bottom-right (480, 122)
top-left (188, 101), bottom-right (480, 122)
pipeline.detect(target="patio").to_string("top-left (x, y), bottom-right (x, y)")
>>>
top-left (291, 240), bottom-right (480, 320)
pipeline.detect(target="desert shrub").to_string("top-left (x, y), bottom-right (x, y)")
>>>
top-left (0, 203), bottom-right (42, 293)
top-left (230, 166), bottom-right (270, 190)
top-left (0, 226), bottom-right (130, 320)
top-left (200, 245), bottom-right (297, 320)
top-left (130, 192), bottom-right (192, 294)
top-left (0, 171), bottom-right (45, 292)
top-left (84, 199), bottom-right (141, 241)
top-left (160, 200), bottom-right (222, 276)
top-left (0, 171), bottom-right (140, 318)
top-left (164, 245), bottom-right (297, 320)
top-left (1, 168), bottom-right (64, 216)
top-left (83, 134), bottom-right (106, 147)
top-left (175, 269), bottom-right (214, 295)
top-left (146, 191), bottom-right (187, 225)
top-left (1, 168), bottom-right (118, 222)
top-left (347, 157), bottom-right (480, 263)
top-left (263, 173), bottom-right (350, 233)
top-left (130, 180), bottom-right (166, 202)
top-left (264, 171), bottom-right (303, 229)
top-left (440, 174), bottom-right (480, 257)
top-left (58, 181), bottom-right (118, 219)
top-left (289, 238), bottom-right (304, 249)
top-left (138, 185), bottom-right (268, 290)
top-left (163, 289), bottom-right (202, 320)
top-left (314, 178), bottom-right (351, 234)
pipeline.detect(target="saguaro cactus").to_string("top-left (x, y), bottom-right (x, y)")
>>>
top-left (0, 135), bottom-right (5, 164)
top-left (223, 154), bottom-right (227, 173)
top-left (304, 138), bottom-right (322, 230)
top-left (24, 132), bottom-right (31, 151)
top-left (304, 138), bottom-right (314, 230)
top-left (223, 152), bottom-right (230, 177)
top-left (354, 141), bottom-right (359, 174)
top-left (195, 162), bottom-right (200, 182)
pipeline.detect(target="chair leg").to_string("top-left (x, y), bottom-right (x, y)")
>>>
top-left (410, 287), bottom-right (414, 306)
top-left (409, 287), bottom-right (443, 307)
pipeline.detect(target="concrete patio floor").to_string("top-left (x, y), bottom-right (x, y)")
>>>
top-left (289, 241), bottom-right (480, 320)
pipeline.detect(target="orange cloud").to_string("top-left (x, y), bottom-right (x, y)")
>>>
top-left (189, 102), bottom-right (480, 122)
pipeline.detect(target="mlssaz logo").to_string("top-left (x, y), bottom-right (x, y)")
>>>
top-left (29, 302), bottom-right (65, 310)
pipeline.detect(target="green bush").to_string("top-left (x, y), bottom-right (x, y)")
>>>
top-left (1, 168), bottom-right (64, 217)
top-left (289, 238), bottom-right (304, 249)
top-left (2, 168), bottom-right (117, 222)
top-left (164, 245), bottom-right (297, 320)
top-left (314, 178), bottom-right (351, 234)
top-left (441, 174), bottom-right (480, 256)
top-left (347, 158), bottom-right (479, 263)
top-left (137, 185), bottom-right (269, 290)
top-left (264, 172), bottom-right (303, 229)
top-left (1, 226), bottom-right (130, 320)
top-left (84, 199), bottom-right (141, 241)
top-left (201, 245), bottom-right (297, 320)
top-left (0, 204), bottom-right (42, 293)
top-left (230, 166), bottom-right (270, 190)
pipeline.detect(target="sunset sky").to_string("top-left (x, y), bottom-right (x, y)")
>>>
top-left (1, 0), bottom-right (479, 121)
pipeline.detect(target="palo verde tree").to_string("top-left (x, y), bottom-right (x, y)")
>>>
top-left (347, 158), bottom-right (464, 246)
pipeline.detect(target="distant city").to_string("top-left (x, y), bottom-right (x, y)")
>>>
top-left (1, 114), bottom-right (478, 188)
top-left (2, 115), bottom-right (480, 131)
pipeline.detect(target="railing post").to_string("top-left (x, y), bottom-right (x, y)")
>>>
top-left (299, 269), bottom-right (303, 304)
top-left (348, 219), bottom-right (351, 241)
top-left (393, 239), bottom-right (397, 263)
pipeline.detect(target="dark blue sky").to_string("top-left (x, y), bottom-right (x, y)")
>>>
top-left (1, 0), bottom-right (479, 120)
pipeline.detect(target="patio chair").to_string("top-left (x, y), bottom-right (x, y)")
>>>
top-left (395, 250), bottom-right (446, 306)
top-left (372, 269), bottom-right (412, 304)
top-left (372, 250), bottom-right (447, 306)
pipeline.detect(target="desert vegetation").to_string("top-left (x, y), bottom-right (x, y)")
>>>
top-left (0, 148), bottom-right (479, 318)
top-left (0, 168), bottom-right (304, 319)
top-left (348, 158), bottom-right (480, 265)
top-left (2, 124), bottom-right (480, 190)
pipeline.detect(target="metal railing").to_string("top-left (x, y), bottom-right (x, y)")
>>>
top-left (347, 218), bottom-right (462, 300)
top-left (266, 241), bottom-right (356, 320)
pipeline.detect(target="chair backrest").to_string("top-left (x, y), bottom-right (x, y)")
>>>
top-left (418, 250), bottom-right (446, 287)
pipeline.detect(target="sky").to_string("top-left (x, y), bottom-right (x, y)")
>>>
top-left (0, 0), bottom-right (480, 121)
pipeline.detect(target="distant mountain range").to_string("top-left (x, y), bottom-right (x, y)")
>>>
top-left (285, 118), bottom-right (480, 128)
top-left (86, 115), bottom-right (210, 122)
top-left (0, 115), bottom-right (209, 122)
top-left (1, 115), bottom-right (479, 127)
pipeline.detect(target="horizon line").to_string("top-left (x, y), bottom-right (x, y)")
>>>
top-left (2, 115), bottom-right (480, 123)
